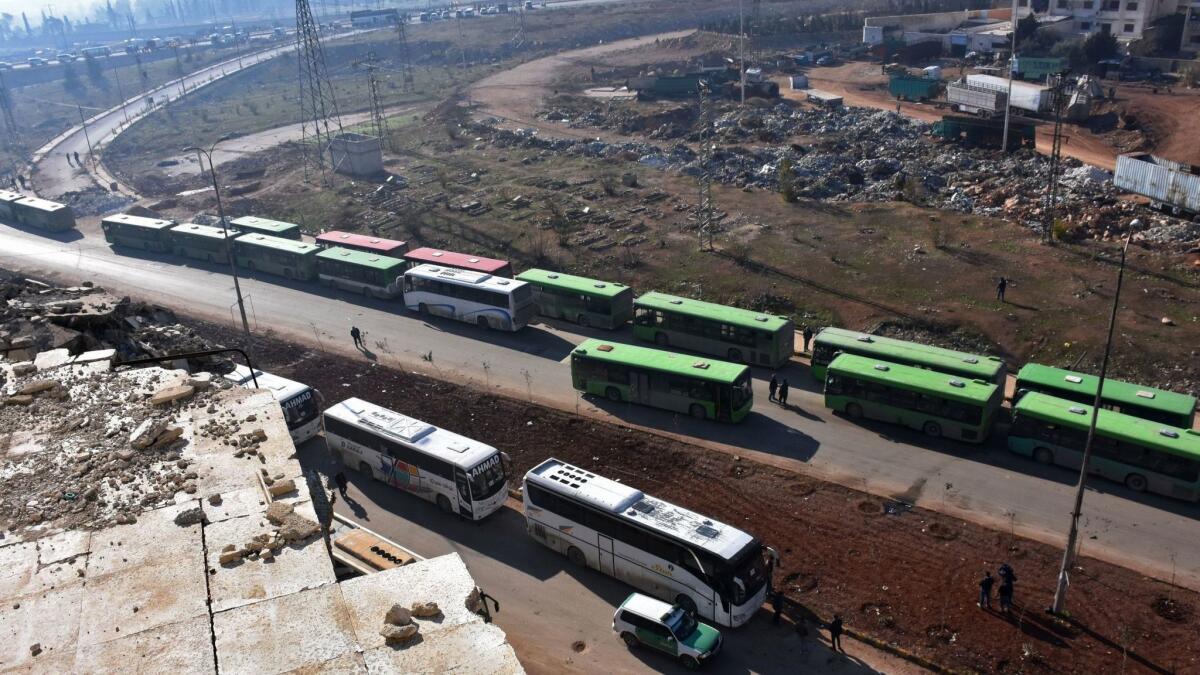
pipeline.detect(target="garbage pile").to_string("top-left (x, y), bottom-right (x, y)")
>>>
top-left (513, 100), bottom-right (1198, 247)
top-left (58, 187), bottom-right (136, 218)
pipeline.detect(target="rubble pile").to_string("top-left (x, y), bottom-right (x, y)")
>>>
top-left (513, 100), bottom-right (1198, 248)
top-left (58, 187), bottom-right (136, 218)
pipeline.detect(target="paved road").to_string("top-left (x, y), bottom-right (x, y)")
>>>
top-left (1, 221), bottom-right (1198, 596)
top-left (296, 440), bottom-right (921, 674)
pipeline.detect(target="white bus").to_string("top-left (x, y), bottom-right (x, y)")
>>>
top-left (322, 397), bottom-right (509, 520)
top-left (403, 264), bottom-right (536, 331)
top-left (522, 458), bottom-right (776, 628)
top-left (223, 365), bottom-right (322, 444)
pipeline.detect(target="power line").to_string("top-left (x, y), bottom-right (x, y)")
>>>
top-left (1041, 74), bottom-right (1067, 245)
top-left (354, 51), bottom-right (388, 148)
top-left (295, 0), bottom-right (346, 183)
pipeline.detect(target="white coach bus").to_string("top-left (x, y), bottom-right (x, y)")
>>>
top-left (522, 458), bottom-right (777, 628)
top-left (224, 365), bottom-right (322, 444)
top-left (322, 397), bottom-right (509, 520)
top-left (402, 264), bottom-right (536, 331)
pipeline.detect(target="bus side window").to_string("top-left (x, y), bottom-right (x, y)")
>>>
top-left (404, 276), bottom-right (413, 292)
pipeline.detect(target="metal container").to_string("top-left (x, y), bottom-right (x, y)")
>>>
top-left (965, 74), bottom-right (1051, 113)
top-left (888, 74), bottom-right (940, 101)
top-left (946, 81), bottom-right (1006, 115)
top-left (1114, 154), bottom-right (1200, 216)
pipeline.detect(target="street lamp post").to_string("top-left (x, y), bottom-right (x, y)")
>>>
top-left (185, 135), bottom-right (251, 335)
top-left (1050, 218), bottom-right (1140, 616)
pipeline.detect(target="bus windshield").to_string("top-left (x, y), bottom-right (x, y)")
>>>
top-left (468, 455), bottom-right (507, 500)
top-left (282, 389), bottom-right (320, 430)
top-left (722, 541), bottom-right (769, 604)
top-left (663, 606), bottom-right (698, 636)
top-left (732, 372), bottom-right (753, 409)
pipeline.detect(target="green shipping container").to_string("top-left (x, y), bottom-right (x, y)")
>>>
top-left (888, 74), bottom-right (939, 102)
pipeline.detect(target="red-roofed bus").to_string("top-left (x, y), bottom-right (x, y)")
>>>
top-left (403, 247), bottom-right (513, 278)
top-left (315, 230), bottom-right (408, 258)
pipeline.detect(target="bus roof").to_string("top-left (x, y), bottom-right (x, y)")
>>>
top-left (103, 213), bottom-right (175, 230)
top-left (515, 268), bottom-right (630, 299)
top-left (1014, 392), bottom-right (1200, 461)
top-left (0, 190), bottom-right (23, 203)
top-left (223, 364), bottom-right (310, 402)
top-left (170, 223), bottom-right (234, 240)
top-left (817, 327), bottom-right (1004, 381)
top-left (406, 264), bottom-right (527, 292)
top-left (235, 233), bottom-right (320, 255)
top-left (230, 215), bottom-right (301, 234)
top-left (404, 247), bottom-right (510, 274)
top-left (324, 397), bottom-right (499, 470)
top-left (634, 291), bottom-right (791, 332)
top-left (829, 353), bottom-right (998, 405)
top-left (573, 338), bottom-right (748, 384)
top-left (315, 230), bottom-right (407, 253)
top-left (316, 246), bottom-right (407, 271)
top-left (526, 458), bottom-right (755, 561)
top-left (1016, 363), bottom-right (1196, 419)
top-left (16, 197), bottom-right (68, 213)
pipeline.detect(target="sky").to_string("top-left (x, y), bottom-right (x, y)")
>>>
top-left (0, 1), bottom-right (97, 21)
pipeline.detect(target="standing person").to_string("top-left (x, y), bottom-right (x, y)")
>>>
top-left (73, 151), bottom-right (81, 166)
top-left (828, 614), bottom-right (844, 652)
top-left (334, 471), bottom-right (349, 497)
top-left (771, 590), bottom-right (784, 625)
top-left (66, 152), bottom-right (74, 167)
top-left (769, 374), bottom-right (779, 402)
top-left (350, 325), bottom-right (363, 350)
top-left (802, 325), bottom-right (814, 353)
top-left (998, 563), bottom-right (1016, 612)
top-left (978, 570), bottom-right (994, 609)
top-left (779, 379), bottom-right (790, 406)
top-left (996, 276), bottom-right (1008, 303)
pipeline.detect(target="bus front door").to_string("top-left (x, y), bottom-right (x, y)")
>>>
top-left (455, 471), bottom-right (474, 519)
top-left (597, 535), bottom-right (615, 575)
top-left (632, 372), bottom-right (652, 406)
top-left (717, 387), bottom-right (732, 422)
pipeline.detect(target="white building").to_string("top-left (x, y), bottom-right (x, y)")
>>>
top-left (1182, 1), bottom-right (1200, 51)
top-left (1016, 0), bottom-right (1183, 41)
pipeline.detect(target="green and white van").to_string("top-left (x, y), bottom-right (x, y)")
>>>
top-left (612, 592), bottom-right (722, 670)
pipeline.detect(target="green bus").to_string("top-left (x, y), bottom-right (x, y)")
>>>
top-left (0, 190), bottom-right (23, 222)
top-left (824, 353), bottom-right (1002, 443)
top-left (515, 268), bottom-right (634, 329)
top-left (1015, 363), bottom-right (1196, 429)
top-left (632, 292), bottom-right (794, 368)
top-left (101, 213), bottom-right (176, 252)
top-left (229, 215), bottom-right (303, 240)
top-left (169, 223), bottom-right (235, 262)
top-left (1009, 392), bottom-right (1200, 502)
top-left (14, 196), bottom-right (76, 232)
top-left (234, 233), bottom-right (321, 280)
top-left (315, 246), bottom-right (406, 299)
top-left (570, 338), bottom-right (753, 422)
top-left (811, 327), bottom-right (1005, 385)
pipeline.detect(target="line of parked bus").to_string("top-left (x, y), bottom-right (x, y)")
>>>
top-left (0, 191), bottom-right (77, 232)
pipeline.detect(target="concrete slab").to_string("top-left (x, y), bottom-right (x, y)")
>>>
top-left (0, 542), bottom-right (39, 603)
top-left (33, 349), bottom-right (71, 372)
top-left (76, 556), bottom-right (209, 648)
top-left (84, 502), bottom-right (202, 578)
top-left (0, 581), bottom-right (83, 670)
top-left (73, 615), bottom-right (214, 675)
top-left (360, 622), bottom-right (524, 675)
top-left (204, 503), bottom-right (335, 613)
top-left (35, 529), bottom-right (91, 566)
top-left (212, 583), bottom-right (357, 675)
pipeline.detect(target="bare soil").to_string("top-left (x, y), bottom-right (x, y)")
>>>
top-left (201, 320), bottom-right (1200, 675)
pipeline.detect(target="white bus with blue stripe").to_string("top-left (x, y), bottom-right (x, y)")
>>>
top-left (224, 365), bottom-right (322, 444)
top-left (403, 263), bottom-right (536, 331)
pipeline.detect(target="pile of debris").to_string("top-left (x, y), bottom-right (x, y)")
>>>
top-left (58, 187), bottom-right (136, 218)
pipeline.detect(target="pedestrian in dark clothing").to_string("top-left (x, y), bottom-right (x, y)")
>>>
top-left (802, 325), bottom-right (814, 353)
top-left (768, 375), bottom-right (778, 402)
top-left (997, 563), bottom-right (1016, 611)
top-left (828, 615), bottom-right (844, 652)
top-left (66, 152), bottom-right (73, 167)
top-left (996, 276), bottom-right (1008, 303)
top-left (334, 471), bottom-right (349, 497)
top-left (73, 151), bottom-right (81, 166)
top-left (771, 591), bottom-right (784, 625)
top-left (778, 379), bottom-right (790, 406)
top-left (350, 325), bottom-right (363, 349)
top-left (16, 174), bottom-right (25, 189)
top-left (978, 570), bottom-right (994, 609)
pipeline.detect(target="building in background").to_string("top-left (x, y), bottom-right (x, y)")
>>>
top-left (1016, 0), bottom-right (1184, 42)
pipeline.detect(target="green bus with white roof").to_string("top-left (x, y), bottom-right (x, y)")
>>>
top-left (234, 233), bottom-right (321, 281)
top-left (515, 268), bottom-right (633, 329)
top-left (316, 246), bottom-right (406, 299)
top-left (101, 213), bottom-right (177, 252)
top-left (632, 292), bottom-right (794, 369)
top-left (571, 338), bottom-right (753, 422)
top-left (811, 327), bottom-right (1005, 385)
top-left (1009, 392), bottom-right (1200, 502)
top-left (169, 223), bottom-right (236, 262)
top-left (1015, 363), bottom-right (1196, 429)
top-left (229, 215), bottom-right (303, 240)
top-left (824, 353), bottom-right (1002, 443)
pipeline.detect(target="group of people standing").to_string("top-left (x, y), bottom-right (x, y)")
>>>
top-left (979, 562), bottom-right (1018, 612)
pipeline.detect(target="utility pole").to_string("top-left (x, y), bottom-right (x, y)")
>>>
top-left (1041, 74), bottom-right (1067, 244)
top-left (394, 14), bottom-right (414, 91)
top-left (355, 51), bottom-right (388, 146)
top-left (457, 13), bottom-right (471, 107)
top-left (77, 105), bottom-right (96, 167)
top-left (109, 57), bottom-right (131, 125)
top-left (697, 80), bottom-right (715, 252)
top-left (738, 0), bottom-right (745, 106)
top-left (1050, 219), bottom-right (1139, 616)
top-left (1002, 0), bottom-right (1018, 153)
top-left (186, 137), bottom-right (250, 335)
top-left (0, 70), bottom-right (17, 136)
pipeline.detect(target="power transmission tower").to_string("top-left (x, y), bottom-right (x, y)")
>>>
top-left (512, 6), bottom-right (528, 48)
top-left (1041, 74), bottom-right (1067, 244)
top-left (354, 51), bottom-right (388, 148)
top-left (295, 0), bottom-right (345, 182)
top-left (696, 80), bottom-right (715, 252)
top-left (0, 71), bottom-right (18, 138)
top-left (394, 16), bottom-right (415, 91)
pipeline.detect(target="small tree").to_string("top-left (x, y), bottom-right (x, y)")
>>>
top-left (778, 159), bottom-right (797, 203)
top-left (84, 55), bottom-right (106, 88)
top-left (1014, 13), bottom-right (1041, 51)
top-left (1083, 30), bottom-right (1120, 64)
top-left (61, 63), bottom-right (84, 94)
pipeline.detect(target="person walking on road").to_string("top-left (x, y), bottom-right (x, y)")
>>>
top-left (334, 471), bottom-right (349, 497)
top-left (828, 615), bottom-right (845, 652)
top-left (978, 570), bottom-right (994, 609)
top-left (802, 325), bottom-right (814, 353)
top-left (73, 151), bottom-right (82, 166)
top-left (996, 276), bottom-right (1008, 303)
top-left (768, 374), bottom-right (779, 402)
top-left (778, 379), bottom-right (790, 406)
top-left (997, 563), bottom-right (1016, 612)
top-left (66, 152), bottom-right (74, 167)
top-left (771, 590), bottom-right (784, 625)
top-left (350, 325), bottom-right (363, 350)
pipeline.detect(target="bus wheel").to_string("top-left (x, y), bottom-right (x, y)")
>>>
top-left (605, 386), bottom-right (622, 402)
top-left (436, 494), bottom-right (454, 513)
top-left (654, 332), bottom-right (669, 347)
top-left (923, 421), bottom-right (942, 438)
top-left (727, 348), bottom-right (742, 362)
top-left (1125, 473), bottom-right (1148, 493)
top-left (477, 316), bottom-right (490, 330)
top-left (566, 546), bottom-right (586, 567)
top-left (1033, 447), bottom-right (1054, 465)
top-left (576, 314), bottom-right (589, 328)
top-left (419, 303), bottom-right (429, 316)
top-left (675, 594), bottom-right (698, 616)
top-left (620, 632), bottom-right (639, 649)
top-left (679, 655), bottom-right (701, 671)
top-left (845, 402), bottom-right (863, 419)
top-left (357, 461), bottom-right (373, 480)
top-left (689, 404), bottom-right (707, 420)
